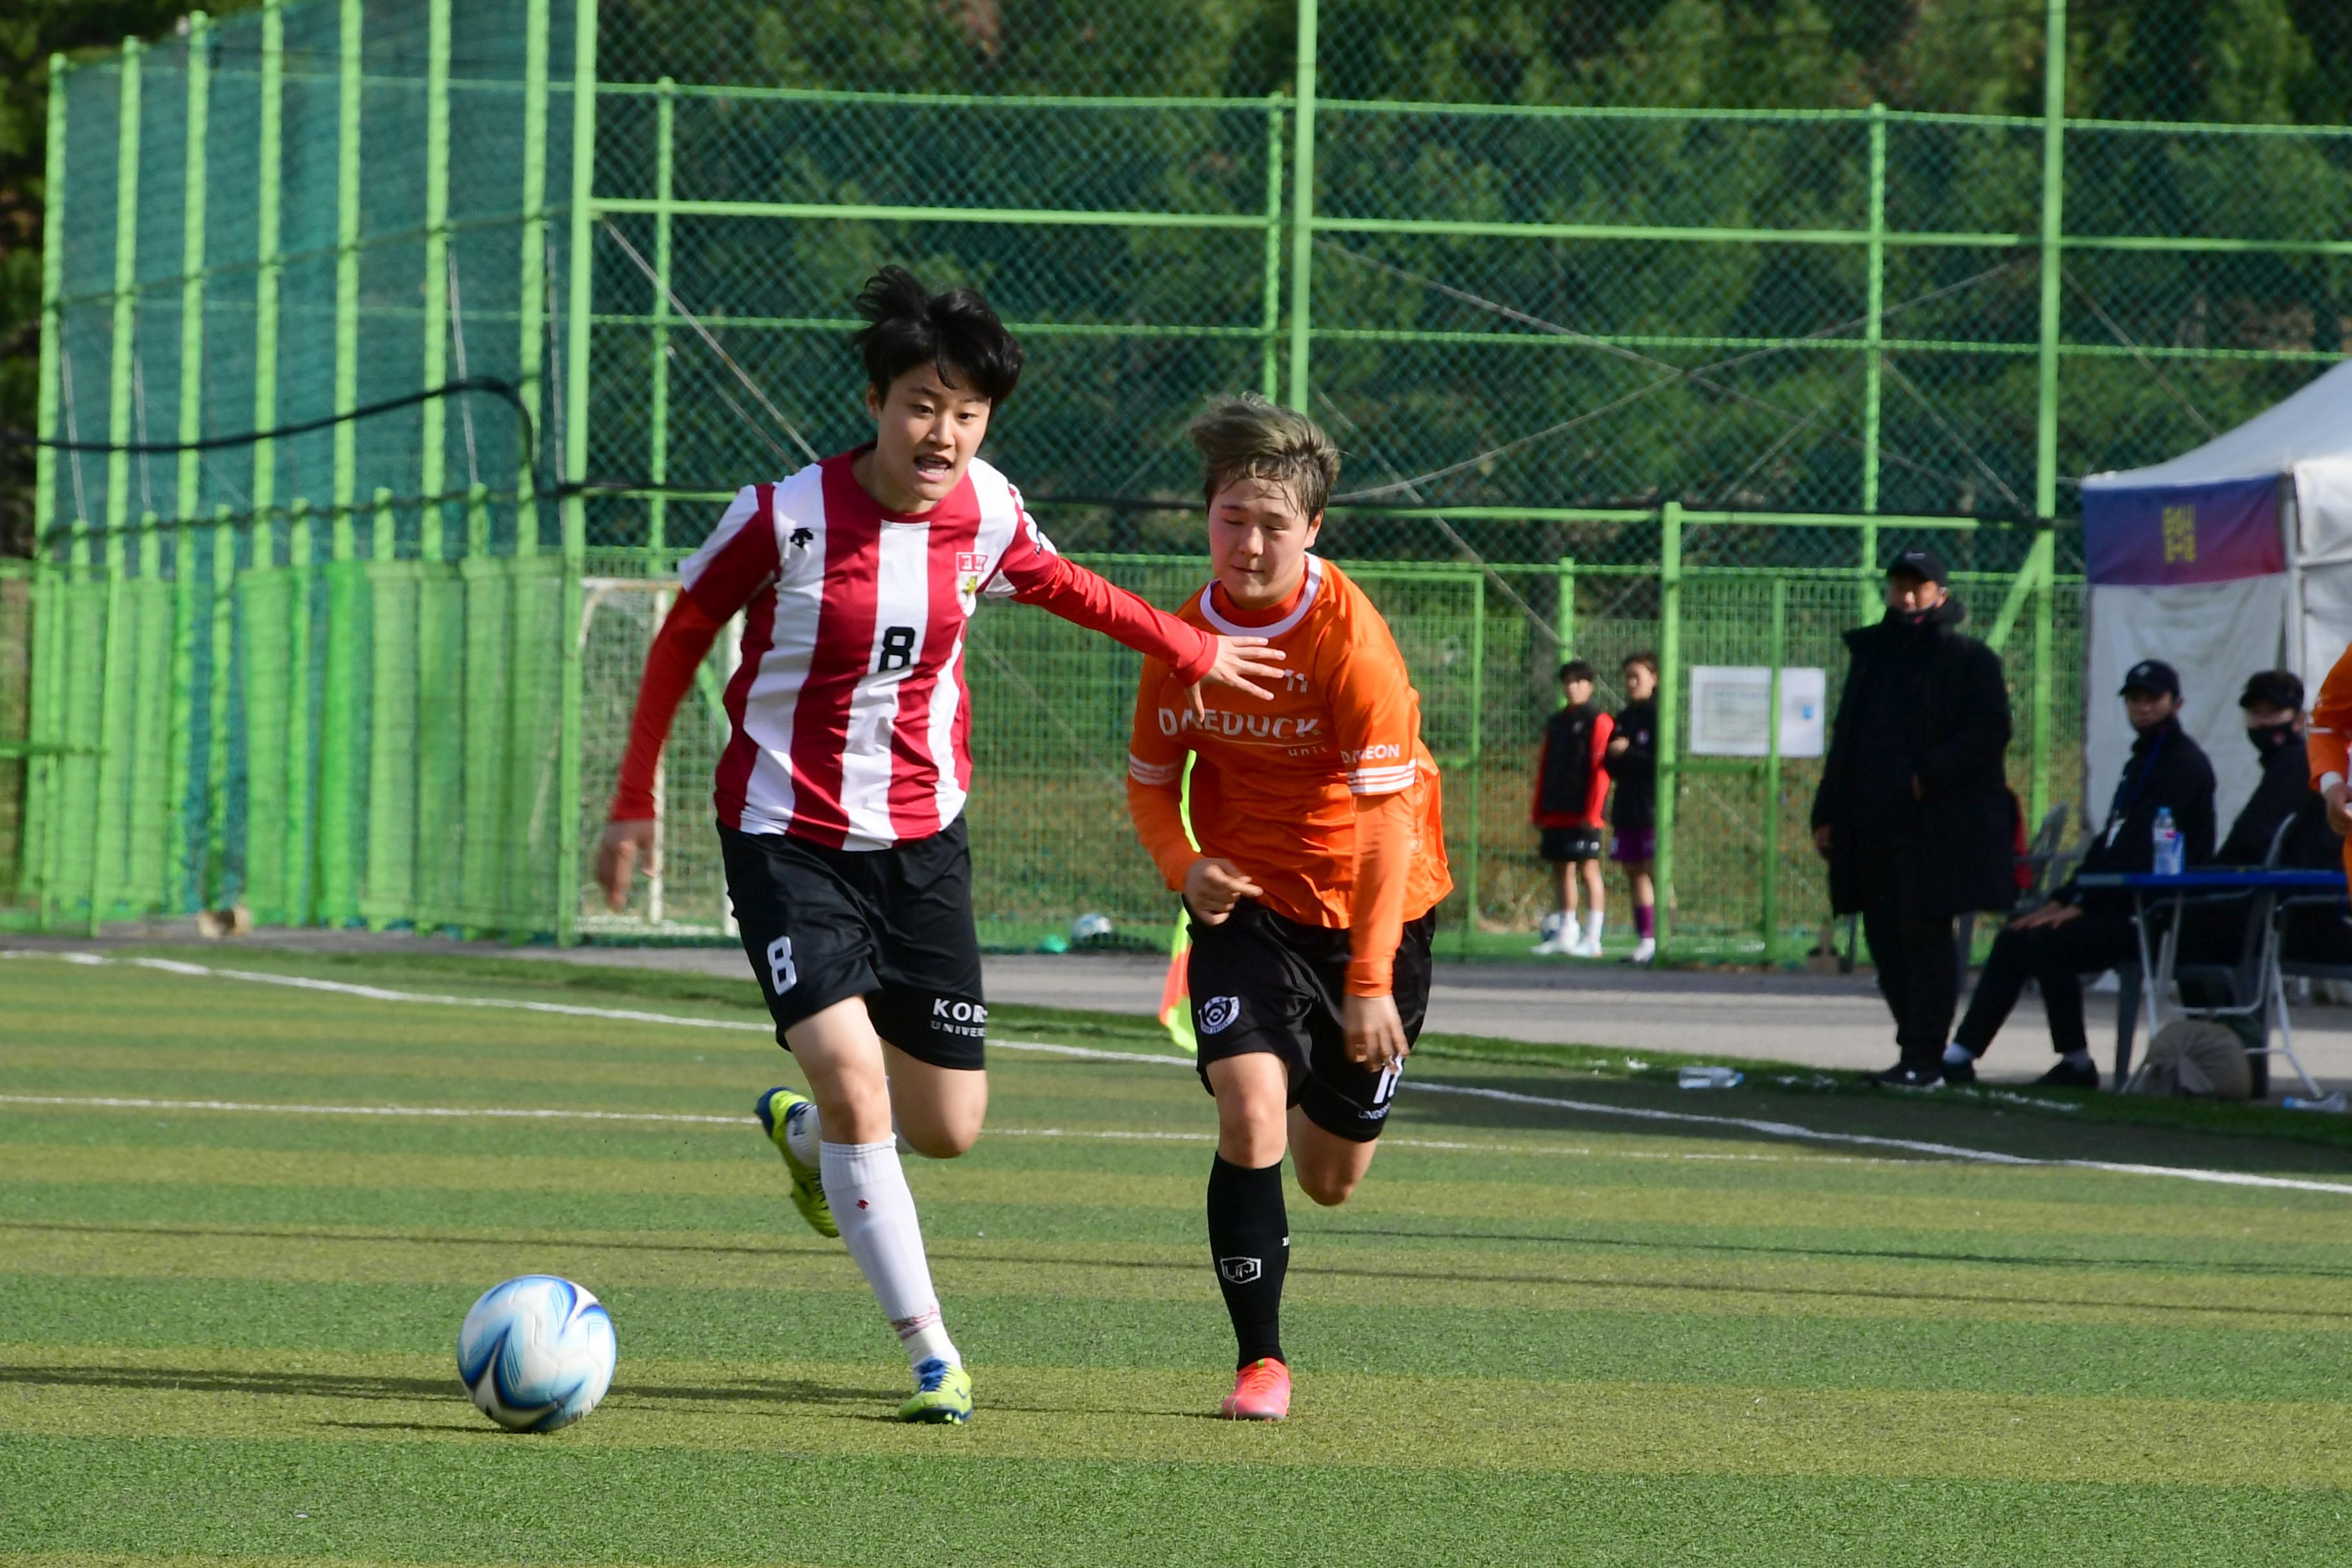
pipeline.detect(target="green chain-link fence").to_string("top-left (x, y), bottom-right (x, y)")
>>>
top-left (2, 0), bottom-right (2335, 957)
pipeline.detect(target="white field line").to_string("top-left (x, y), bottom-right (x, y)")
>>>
top-left (0, 1094), bottom-right (1832, 1166)
top-left (9, 949), bottom-right (2352, 1197)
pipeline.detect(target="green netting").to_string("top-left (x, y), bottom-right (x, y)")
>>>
top-left (6, 0), bottom-right (2338, 952)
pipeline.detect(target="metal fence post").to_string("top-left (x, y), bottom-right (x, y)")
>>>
top-left (515, 0), bottom-right (552, 556)
top-left (2033, 0), bottom-right (2067, 823)
top-left (251, 1), bottom-right (282, 542)
top-left (283, 492), bottom-right (313, 922)
top-left (556, 0), bottom-right (600, 944)
top-left (315, 0), bottom-right (365, 924)
top-left (1260, 92), bottom-right (1285, 402)
top-left (1462, 573), bottom-right (1485, 957)
top-left (204, 503), bottom-right (233, 909)
top-left (1554, 556), bottom-right (1576, 657)
top-left (1654, 502), bottom-right (1683, 959)
top-left (23, 54), bottom-right (71, 923)
top-left (420, 0), bottom-right (451, 555)
top-left (1284, 0), bottom-right (1317, 413)
top-left (1860, 102), bottom-right (1886, 623)
top-left (88, 35), bottom-right (144, 934)
top-left (648, 76), bottom-right (674, 553)
top-left (331, 0), bottom-right (362, 558)
top-left (166, 15), bottom-right (211, 915)
top-left (1761, 578), bottom-right (1786, 962)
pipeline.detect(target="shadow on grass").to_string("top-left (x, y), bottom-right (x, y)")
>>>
top-left (1306, 1226), bottom-right (2352, 1280)
top-left (0, 1362), bottom-right (885, 1408)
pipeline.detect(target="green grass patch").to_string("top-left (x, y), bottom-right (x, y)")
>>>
top-left (5, 945), bottom-right (2351, 1565)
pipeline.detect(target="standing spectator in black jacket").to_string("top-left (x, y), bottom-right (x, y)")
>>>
top-left (1813, 547), bottom-right (2017, 1088)
top-left (1605, 651), bottom-right (1660, 963)
top-left (1945, 659), bottom-right (2217, 1089)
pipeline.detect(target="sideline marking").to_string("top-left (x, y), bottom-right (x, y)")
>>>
top-left (11, 950), bottom-right (2352, 1197)
top-left (0, 1094), bottom-right (1830, 1166)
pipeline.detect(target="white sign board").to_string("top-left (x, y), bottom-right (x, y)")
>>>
top-left (1687, 666), bottom-right (1828, 758)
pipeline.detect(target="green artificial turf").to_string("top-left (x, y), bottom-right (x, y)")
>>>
top-left (3, 946), bottom-right (2351, 1566)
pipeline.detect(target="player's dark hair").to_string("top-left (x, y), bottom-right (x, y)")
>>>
top-left (1558, 659), bottom-right (1597, 685)
top-left (851, 266), bottom-right (1023, 405)
top-left (1622, 649), bottom-right (1658, 677)
top-left (1190, 395), bottom-right (1341, 518)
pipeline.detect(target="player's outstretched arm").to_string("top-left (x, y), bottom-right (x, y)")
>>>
top-left (991, 502), bottom-right (1284, 707)
top-left (596, 592), bottom-right (726, 910)
top-left (600, 484), bottom-right (778, 910)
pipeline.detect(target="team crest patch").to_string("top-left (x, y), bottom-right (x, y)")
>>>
top-left (1218, 1256), bottom-right (1262, 1285)
top-left (1199, 995), bottom-right (1240, 1034)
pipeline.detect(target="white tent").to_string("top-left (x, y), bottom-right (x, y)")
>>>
top-left (2076, 358), bottom-right (2352, 838)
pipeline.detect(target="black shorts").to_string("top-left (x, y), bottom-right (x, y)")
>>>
top-left (719, 820), bottom-right (988, 1070)
top-left (1540, 827), bottom-right (1603, 863)
top-left (1186, 899), bottom-right (1438, 1142)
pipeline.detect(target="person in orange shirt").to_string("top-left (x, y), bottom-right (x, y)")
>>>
top-left (2307, 644), bottom-right (2352, 868)
top-left (1126, 396), bottom-right (1452, 1424)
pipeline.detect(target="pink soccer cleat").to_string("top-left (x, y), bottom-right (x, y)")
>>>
top-left (1220, 1357), bottom-right (1292, 1421)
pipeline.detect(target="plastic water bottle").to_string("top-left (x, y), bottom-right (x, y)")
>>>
top-left (1678, 1065), bottom-right (1744, 1090)
top-left (2151, 807), bottom-right (2184, 877)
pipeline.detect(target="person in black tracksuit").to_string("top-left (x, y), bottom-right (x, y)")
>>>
top-left (1605, 651), bottom-right (1660, 962)
top-left (1531, 660), bottom-right (1614, 956)
top-left (2173, 671), bottom-right (2341, 1093)
top-left (1812, 547), bottom-right (2017, 1088)
top-left (1946, 658), bottom-right (2216, 1089)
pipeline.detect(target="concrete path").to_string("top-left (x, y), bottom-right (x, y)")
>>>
top-left (9, 924), bottom-right (2351, 1095)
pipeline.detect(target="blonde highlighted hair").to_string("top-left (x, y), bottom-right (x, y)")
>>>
top-left (1188, 395), bottom-right (1341, 519)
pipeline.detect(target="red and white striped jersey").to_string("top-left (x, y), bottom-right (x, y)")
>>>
top-left (672, 449), bottom-right (1216, 851)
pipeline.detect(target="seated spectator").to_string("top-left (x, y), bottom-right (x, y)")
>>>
top-left (2217, 671), bottom-right (2330, 868)
top-left (2170, 672), bottom-right (2340, 1086)
top-left (1941, 660), bottom-right (2216, 1089)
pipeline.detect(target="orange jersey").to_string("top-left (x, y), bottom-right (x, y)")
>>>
top-left (2313, 642), bottom-right (2352, 795)
top-left (2309, 643), bottom-right (2352, 885)
top-left (1126, 556), bottom-right (1453, 935)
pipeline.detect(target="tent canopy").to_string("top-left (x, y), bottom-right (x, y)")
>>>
top-left (2083, 357), bottom-right (2352, 493)
top-left (2074, 358), bottom-right (2352, 844)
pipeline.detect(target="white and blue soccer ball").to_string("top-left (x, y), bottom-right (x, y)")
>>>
top-left (456, 1274), bottom-right (617, 1432)
top-left (1538, 910), bottom-right (1566, 941)
top-left (1070, 912), bottom-right (1115, 944)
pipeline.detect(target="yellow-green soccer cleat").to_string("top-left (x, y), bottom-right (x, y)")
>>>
top-left (899, 1357), bottom-right (973, 1425)
top-left (754, 1086), bottom-right (837, 1239)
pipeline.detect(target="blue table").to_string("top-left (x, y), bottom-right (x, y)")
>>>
top-left (2073, 868), bottom-right (2344, 1095)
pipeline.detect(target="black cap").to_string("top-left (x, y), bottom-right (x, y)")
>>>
top-left (1886, 546), bottom-right (1947, 586)
top-left (2121, 659), bottom-right (2180, 698)
top-left (2239, 669), bottom-right (2304, 711)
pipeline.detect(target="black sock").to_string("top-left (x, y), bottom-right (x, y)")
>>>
top-left (1206, 1154), bottom-right (1289, 1369)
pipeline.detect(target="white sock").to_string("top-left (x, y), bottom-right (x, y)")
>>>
top-left (783, 1099), bottom-right (822, 1168)
top-left (820, 1139), bottom-right (960, 1369)
top-left (1943, 1043), bottom-right (1974, 1068)
top-left (2061, 1049), bottom-right (2094, 1070)
top-left (1582, 910), bottom-right (1605, 944)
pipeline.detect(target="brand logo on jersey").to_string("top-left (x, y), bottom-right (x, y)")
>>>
top-left (1341, 743), bottom-right (1402, 765)
top-left (1217, 1255), bottom-right (1262, 1285)
top-left (956, 552), bottom-right (990, 575)
top-left (1157, 709), bottom-right (1322, 742)
top-left (931, 997), bottom-right (988, 1039)
top-left (1199, 995), bottom-right (1240, 1034)
top-left (789, 527), bottom-right (814, 551)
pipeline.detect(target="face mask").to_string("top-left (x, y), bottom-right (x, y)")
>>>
top-left (2249, 721), bottom-right (2297, 756)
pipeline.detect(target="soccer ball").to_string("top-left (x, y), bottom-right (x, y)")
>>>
top-left (1070, 911), bottom-right (1115, 945)
top-left (1538, 910), bottom-right (1565, 941)
top-left (456, 1275), bottom-right (617, 1432)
